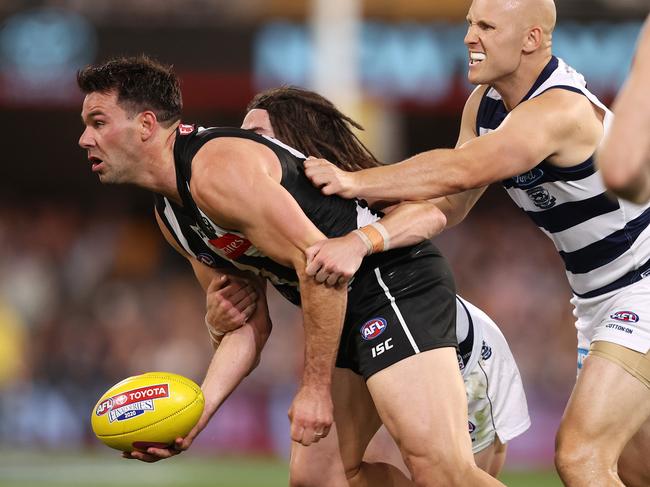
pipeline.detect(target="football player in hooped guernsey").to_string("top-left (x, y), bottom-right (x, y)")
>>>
top-left (77, 56), bottom-right (503, 486)
top-left (303, 0), bottom-right (650, 485)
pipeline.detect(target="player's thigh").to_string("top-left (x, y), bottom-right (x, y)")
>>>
top-left (291, 367), bottom-right (382, 482)
top-left (366, 347), bottom-right (472, 462)
top-left (559, 343), bottom-right (650, 456)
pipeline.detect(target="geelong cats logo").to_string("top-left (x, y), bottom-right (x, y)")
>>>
top-left (526, 186), bottom-right (556, 209)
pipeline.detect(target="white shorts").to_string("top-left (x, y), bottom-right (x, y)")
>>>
top-left (573, 276), bottom-right (650, 357)
top-left (459, 299), bottom-right (531, 453)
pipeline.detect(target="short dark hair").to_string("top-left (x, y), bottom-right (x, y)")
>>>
top-left (77, 55), bottom-right (182, 126)
top-left (247, 86), bottom-right (381, 172)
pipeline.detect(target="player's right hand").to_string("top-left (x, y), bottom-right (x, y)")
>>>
top-left (205, 275), bottom-right (257, 338)
top-left (123, 400), bottom-right (211, 463)
top-left (303, 157), bottom-right (359, 199)
top-left (288, 384), bottom-right (333, 446)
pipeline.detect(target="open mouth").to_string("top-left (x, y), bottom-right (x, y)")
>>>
top-left (469, 52), bottom-right (486, 65)
top-left (89, 156), bottom-right (104, 171)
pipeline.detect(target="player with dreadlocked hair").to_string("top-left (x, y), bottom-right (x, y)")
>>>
top-left (246, 86), bottom-right (380, 172)
top-left (236, 86), bottom-right (530, 482)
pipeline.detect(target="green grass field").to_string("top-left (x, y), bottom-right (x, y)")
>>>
top-left (0, 450), bottom-right (562, 487)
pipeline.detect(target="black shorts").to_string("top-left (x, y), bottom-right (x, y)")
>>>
top-left (336, 241), bottom-right (457, 379)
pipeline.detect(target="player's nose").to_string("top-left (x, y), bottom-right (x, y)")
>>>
top-left (78, 128), bottom-right (94, 149)
top-left (464, 26), bottom-right (478, 46)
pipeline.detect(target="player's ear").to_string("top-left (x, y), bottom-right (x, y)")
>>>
top-left (523, 26), bottom-right (543, 53)
top-left (140, 111), bottom-right (157, 141)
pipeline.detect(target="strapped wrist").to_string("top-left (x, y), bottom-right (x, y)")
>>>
top-left (356, 222), bottom-right (390, 255)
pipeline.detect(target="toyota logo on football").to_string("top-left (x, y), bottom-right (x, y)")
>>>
top-left (610, 311), bottom-right (639, 323)
top-left (360, 318), bottom-right (388, 341)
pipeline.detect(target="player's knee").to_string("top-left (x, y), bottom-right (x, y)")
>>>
top-left (289, 457), bottom-right (332, 487)
top-left (403, 448), bottom-right (470, 487)
top-left (555, 427), bottom-right (614, 479)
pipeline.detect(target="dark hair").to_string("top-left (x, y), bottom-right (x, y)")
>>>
top-left (247, 86), bottom-right (381, 171)
top-left (77, 55), bottom-right (182, 126)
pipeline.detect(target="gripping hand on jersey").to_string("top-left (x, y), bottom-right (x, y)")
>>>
top-left (204, 275), bottom-right (258, 345)
top-left (303, 157), bottom-right (359, 198)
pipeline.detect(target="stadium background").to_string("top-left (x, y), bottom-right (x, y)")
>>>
top-left (0, 1), bottom-right (647, 485)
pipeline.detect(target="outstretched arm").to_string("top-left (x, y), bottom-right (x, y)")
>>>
top-left (599, 16), bottom-right (650, 203)
top-left (126, 210), bottom-right (272, 463)
top-left (191, 137), bottom-right (347, 446)
top-left (305, 87), bottom-right (602, 202)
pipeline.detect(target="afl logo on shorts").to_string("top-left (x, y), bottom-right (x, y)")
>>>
top-left (360, 318), bottom-right (388, 341)
top-left (610, 311), bottom-right (639, 323)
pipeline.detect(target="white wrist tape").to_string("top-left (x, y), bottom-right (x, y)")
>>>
top-left (352, 229), bottom-right (373, 256)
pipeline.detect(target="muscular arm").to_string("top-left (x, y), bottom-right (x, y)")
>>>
top-left (191, 138), bottom-right (347, 445)
top-left (599, 16), bottom-right (650, 203)
top-left (306, 87), bottom-right (603, 202)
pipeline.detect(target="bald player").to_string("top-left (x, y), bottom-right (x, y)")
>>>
top-left (304, 0), bottom-right (650, 485)
top-left (599, 15), bottom-right (650, 203)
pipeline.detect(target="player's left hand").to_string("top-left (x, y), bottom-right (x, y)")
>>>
top-left (304, 157), bottom-right (359, 199)
top-left (305, 234), bottom-right (365, 286)
top-left (288, 384), bottom-right (333, 446)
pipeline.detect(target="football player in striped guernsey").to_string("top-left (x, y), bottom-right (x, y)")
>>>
top-left (304, 1), bottom-right (650, 485)
top-left (599, 15), bottom-right (650, 205)
top-left (237, 87), bottom-right (529, 482)
top-left (77, 56), bottom-right (503, 486)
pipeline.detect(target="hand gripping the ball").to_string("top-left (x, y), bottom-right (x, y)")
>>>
top-left (123, 404), bottom-right (211, 463)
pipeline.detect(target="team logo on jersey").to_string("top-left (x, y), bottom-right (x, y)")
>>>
top-left (468, 421), bottom-right (476, 436)
top-left (209, 233), bottom-right (252, 260)
top-left (196, 253), bottom-right (217, 267)
top-left (360, 318), bottom-right (388, 341)
top-left (526, 186), bottom-right (556, 209)
top-left (178, 124), bottom-right (195, 135)
top-left (610, 311), bottom-right (639, 323)
top-left (95, 384), bottom-right (169, 422)
top-left (481, 341), bottom-right (492, 361)
top-left (512, 168), bottom-right (544, 188)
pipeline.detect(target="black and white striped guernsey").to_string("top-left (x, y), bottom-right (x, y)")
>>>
top-left (476, 56), bottom-right (650, 299)
top-left (155, 125), bottom-right (381, 305)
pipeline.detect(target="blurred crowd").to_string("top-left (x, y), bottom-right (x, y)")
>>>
top-left (0, 188), bottom-right (577, 465)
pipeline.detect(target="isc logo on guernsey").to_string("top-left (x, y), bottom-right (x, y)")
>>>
top-left (361, 318), bottom-right (388, 341)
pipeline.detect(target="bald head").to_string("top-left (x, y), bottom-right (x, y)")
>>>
top-left (518, 0), bottom-right (556, 36)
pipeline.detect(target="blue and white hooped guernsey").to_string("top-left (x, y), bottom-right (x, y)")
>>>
top-left (476, 56), bottom-right (650, 299)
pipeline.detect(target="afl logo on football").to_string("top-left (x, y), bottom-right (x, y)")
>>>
top-left (360, 318), bottom-right (388, 341)
top-left (610, 311), bottom-right (639, 323)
